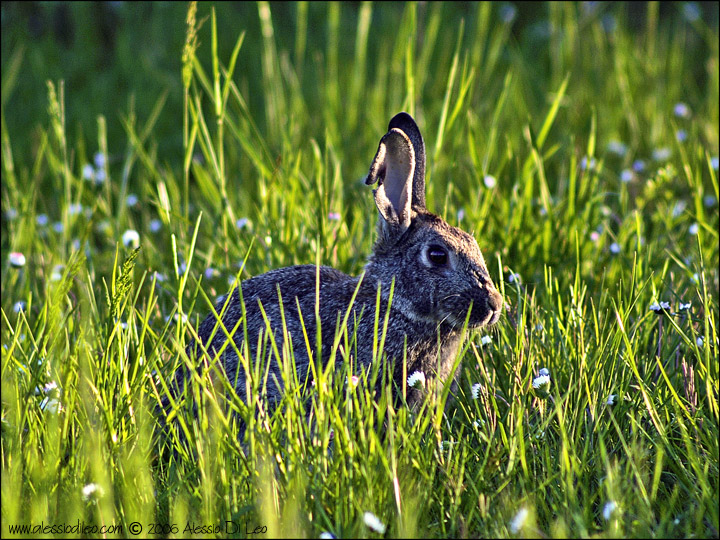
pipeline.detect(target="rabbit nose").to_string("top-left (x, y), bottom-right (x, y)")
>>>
top-left (487, 287), bottom-right (502, 312)
top-left (486, 287), bottom-right (503, 324)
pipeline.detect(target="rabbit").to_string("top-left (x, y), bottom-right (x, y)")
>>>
top-left (173, 112), bottom-right (503, 431)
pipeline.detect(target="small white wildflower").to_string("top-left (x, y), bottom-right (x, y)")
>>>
top-left (122, 229), bottom-right (140, 248)
top-left (696, 337), bottom-right (704, 347)
top-left (607, 394), bottom-right (617, 406)
top-left (499, 4), bottom-right (517, 24)
top-left (633, 159), bottom-right (646, 172)
top-left (532, 374), bottom-right (551, 398)
top-left (93, 152), bottom-right (106, 169)
top-left (483, 175), bottom-right (497, 188)
top-left (82, 483), bottom-right (105, 501)
top-left (609, 242), bottom-right (621, 254)
top-left (457, 208), bottom-right (465, 221)
top-left (674, 102), bottom-right (691, 118)
top-left (149, 218), bottom-right (162, 233)
top-left (264, 234), bottom-right (272, 246)
top-left (126, 193), bottom-right (139, 207)
top-left (620, 169), bottom-right (633, 183)
top-left (82, 163), bottom-right (94, 180)
top-left (481, 335), bottom-right (492, 346)
top-left (363, 512), bottom-right (386, 534)
top-left (13, 301), bottom-right (27, 313)
top-left (649, 302), bottom-right (670, 313)
top-left (41, 397), bottom-right (61, 414)
top-left (602, 500), bottom-right (618, 521)
top-left (672, 200), bottom-right (687, 218)
top-left (95, 220), bottom-right (111, 235)
top-left (471, 382), bottom-right (482, 400)
top-left (328, 212), bottom-right (341, 221)
top-left (407, 370), bottom-right (426, 389)
top-left (319, 533), bottom-right (337, 540)
top-left (94, 168), bottom-right (106, 184)
top-left (682, 2), bottom-right (701, 22)
top-left (581, 156), bottom-right (597, 171)
top-left (509, 507), bottom-right (529, 534)
top-left (36, 214), bottom-right (49, 226)
top-left (538, 367), bottom-right (550, 377)
top-left (692, 273), bottom-right (699, 283)
top-left (473, 419), bottom-right (485, 429)
top-left (50, 265), bottom-right (64, 282)
top-left (652, 147), bottom-right (671, 162)
top-left (607, 140), bottom-right (627, 156)
top-left (439, 440), bottom-right (454, 451)
top-left (236, 217), bottom-right (251, 229)
top-left (688, 223), bottom-right (699, 235)
top-left (9, 252), bottom-right (26, 268)
top-left (678, 302), bottom-right (692, 311)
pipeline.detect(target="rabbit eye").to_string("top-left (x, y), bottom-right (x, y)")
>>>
top-left (427, 245), bottom-right (448, 266)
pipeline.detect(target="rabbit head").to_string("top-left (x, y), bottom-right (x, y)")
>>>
top-left (365, 112), bottom-right (502, 330)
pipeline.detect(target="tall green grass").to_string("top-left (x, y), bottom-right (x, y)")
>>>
top-left (2, 2), bottom-right (718, 538)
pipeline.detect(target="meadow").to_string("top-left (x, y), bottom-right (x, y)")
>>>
top-left (1, 2), bottom-right (718, 538)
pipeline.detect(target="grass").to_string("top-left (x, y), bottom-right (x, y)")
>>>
top-left (1, 1), bottom-right (719, 538)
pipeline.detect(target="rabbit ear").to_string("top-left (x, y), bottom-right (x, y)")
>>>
top-left (387, 112), bottom-right (426, 210)
top-left (365, 127), bottom-right (415, 232)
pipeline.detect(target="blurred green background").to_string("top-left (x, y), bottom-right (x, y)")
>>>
top-left (3, 1), bottom-right (718, 166)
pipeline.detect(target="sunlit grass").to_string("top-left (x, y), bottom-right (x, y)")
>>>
top-left (1, 2), bottom-right (718, 538)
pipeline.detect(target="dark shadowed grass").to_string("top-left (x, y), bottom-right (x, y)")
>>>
top-left (1, 2), bottom-right (718, 538)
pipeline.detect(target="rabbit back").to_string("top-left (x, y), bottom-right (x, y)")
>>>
top-left (187, 265), bottom-right (353, 401)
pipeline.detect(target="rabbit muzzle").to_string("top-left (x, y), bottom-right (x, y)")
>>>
top-left (437, 280), bottom-right (503, 329)
top-left (468, 283), bottom-right (503, 327)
